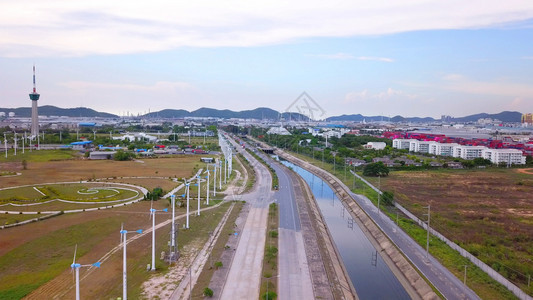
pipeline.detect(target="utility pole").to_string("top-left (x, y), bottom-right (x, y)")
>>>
top-left (344, 157), bottom-right (347, 181)
top-left (333, 152), bottom-right (336, 173)
top-left (352, 165), bottom-right (356, 189)
top-left (197, 175), bottom-right (201, 216)
top-left (206, 167), bottom-right (210, 205)
top-left (377, 175), bottom-right (381, 215)
top-left (4, 133), bottom-right (7, 158)
top-left (213, 163), bottom-right (217, 196)
top-left (424, 204), bottom-right (431, 259)
top-left (463, 265), bottom-right (467, 285)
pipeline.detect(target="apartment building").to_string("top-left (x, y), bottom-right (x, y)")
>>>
top-left (483, 148), bottom-right (526, 165)
top-left (392, 139), bottom-right (526, 165)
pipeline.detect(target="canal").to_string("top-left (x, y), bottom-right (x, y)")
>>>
top-left (281, 160), bottom-right (410, 300)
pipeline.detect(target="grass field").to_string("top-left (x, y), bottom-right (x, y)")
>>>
top-left (0, 149), bottom-right (230, 298)
top-left (0, 149), bottom-right (80, 163)
top-left (378, 168), bottom-right (533, 295)
top-left (0, 154), bottom-right (204, 189)
top-left (0, 183), bottom-right (140, 204)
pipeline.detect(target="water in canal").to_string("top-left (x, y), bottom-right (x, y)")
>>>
top-left (281, 160), bottom-right (410, 300)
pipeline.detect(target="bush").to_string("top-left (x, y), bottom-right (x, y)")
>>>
top-left (265, 246), bottom-right (278, 262)
top-left (114, 150), bottom-right (135, 161)
top-left (203, 287), bottom-right (214, 297)
top-left (269, 230), bottom-right (278, 238)
top-left (262, 291), bottom-right (277, 300)
top-left (145, 187), bottom-right (164, 200)
top-left (214, 261), bottom-right (223, 269)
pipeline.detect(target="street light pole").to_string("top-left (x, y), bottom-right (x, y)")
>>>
top-left (377, 176), bottom-right (381, 215)
top-left (463, 265), bottom-right (468, 285)
top-left (424, 204), bottom-right (431, 259)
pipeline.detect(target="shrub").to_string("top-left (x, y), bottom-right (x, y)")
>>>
top-left (203, 287), bottom-right (214, 297)
top-left (214, 261), bottom-right (223, 269)
top-left (269, 230), bottom-right (278, 238)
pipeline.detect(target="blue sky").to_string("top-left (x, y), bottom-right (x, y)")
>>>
top-left (1, 1), bottom-right (533, 118)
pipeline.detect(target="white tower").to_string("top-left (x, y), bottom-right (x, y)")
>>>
top-left (29, 65), bottom-right (40, 138)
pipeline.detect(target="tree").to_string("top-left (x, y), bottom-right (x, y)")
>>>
top-left (114, 150), bottom-right (135, 161)
top-left (462, 160), bottom-right (475, 169)
top-left (526, 155), bottom-right (533, 165)
top-left (363, 162), bottom-right (389, 177)
top-left (146, 187), bottom-right (164, 200)
top-left (473, 157), bottom-right (492, 166)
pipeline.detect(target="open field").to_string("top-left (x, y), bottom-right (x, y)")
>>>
top-left (378, 168), bottom-right (533, 294)
top-left (0, 199), bottom-right (232, 299)
top-left (0, 153), bottom-right (207, 189)
top-left (0, 183), bottom-right (140, 204)
top-left (0, 149), bottom-right (234, 298)
top-left (0, 149), bottom-right (80, 163)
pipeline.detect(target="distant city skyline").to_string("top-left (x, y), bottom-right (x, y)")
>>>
top-left (1, 1), bottom-right (533, 118)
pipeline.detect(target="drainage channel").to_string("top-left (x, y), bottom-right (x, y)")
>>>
top-left (281, 160), bottom-right (410, 300)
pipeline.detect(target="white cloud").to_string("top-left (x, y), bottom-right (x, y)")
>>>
top-left (356, 56), bottom-right (394, 62)
top-left (309, 53), bottom-right (394, 61)
top-left (1, 1), bottom-right (533, 57)
top-left (344, 88), bottom-right (418, 103)
top-left (58, 81), bottom-right (193, 92)
top-left (309, 53), bottom-right (355, 59)
top-left (440, 74), bottom-right (533, 98)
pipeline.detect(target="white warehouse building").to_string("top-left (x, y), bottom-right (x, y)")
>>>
top-left (364, 142), bottom-right (387, 150)
top-left (392, 139), bottom-right (526, 165)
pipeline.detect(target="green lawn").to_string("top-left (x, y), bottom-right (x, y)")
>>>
top-left (0, 216), bottom-right (124, 299)
top-left (1, 149), bottom-right (79, 163)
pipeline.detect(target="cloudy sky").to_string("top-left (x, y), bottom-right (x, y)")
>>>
top-left (1, 1), bottom-right (533, 118)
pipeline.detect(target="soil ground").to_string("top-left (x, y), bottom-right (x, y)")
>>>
top-left (378, 167), bottom-right (533, 289)
top-left (0, 153), bottom-right (219, 299)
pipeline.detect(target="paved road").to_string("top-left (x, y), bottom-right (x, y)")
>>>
top-left (256, 150), bottom-right (314, 300)
top-left (219, 136), bottom-right (272, 300)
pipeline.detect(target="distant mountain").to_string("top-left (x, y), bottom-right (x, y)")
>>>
top-left (326, 114), bottom-right (385, 122)
top-left (0, 104), bottom-right (522, 123)
top-left (0, 105), bottom-right (118, 118)
top-left (390, 116), bottom-right (436, 123)
top-left (144, 107), bottom-right (309, 120)
top-left (451, 111), bottom-right (521, 123)
top-left (327, 111), bottom-right (522, 123)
